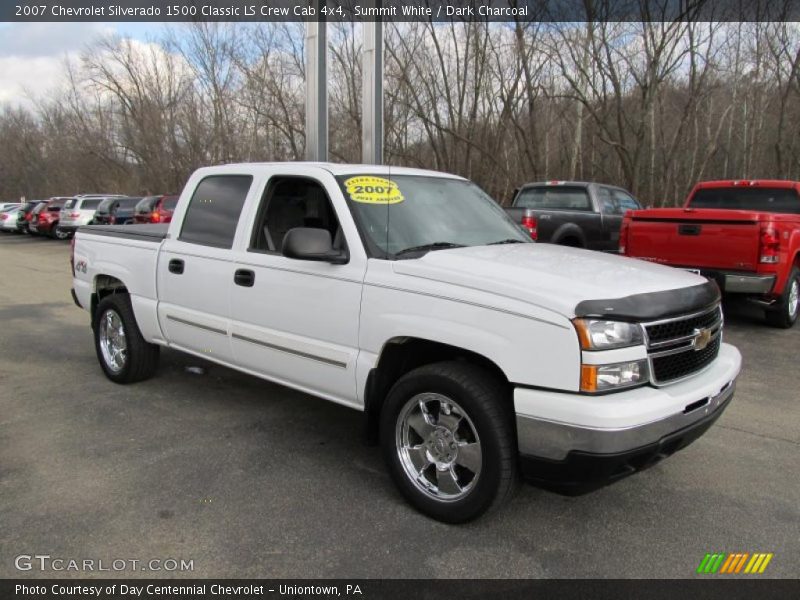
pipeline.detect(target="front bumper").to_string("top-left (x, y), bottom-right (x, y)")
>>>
top-left (514, 342), bottom-right (741, 493)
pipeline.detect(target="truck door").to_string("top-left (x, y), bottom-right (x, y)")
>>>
top-left (596, 186), bottom-right (641, 252)
top-left (229, 171), bottom-right (366, 406)
top-left (157, 174), bottom-right (255, 363)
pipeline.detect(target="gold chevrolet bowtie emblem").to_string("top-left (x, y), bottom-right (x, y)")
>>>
top-left (693, 328), bottom-right (712, 351)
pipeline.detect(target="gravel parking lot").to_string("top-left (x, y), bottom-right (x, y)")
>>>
top-left (1, 232), bottom-right (798, 579)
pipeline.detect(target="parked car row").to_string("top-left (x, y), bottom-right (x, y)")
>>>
top-left (0, 193), bottom-right (177, 238)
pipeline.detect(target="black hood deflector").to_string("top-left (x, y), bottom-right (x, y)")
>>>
top-left (574, 279), bottom-right (721, 321)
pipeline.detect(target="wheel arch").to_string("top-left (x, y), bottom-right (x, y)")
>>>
top-left (91, 274), bottom-right (129, 321)
top-left (551, 223), bottom-right (586, 247)
top-left (363, 337), bottom-right (512, 444)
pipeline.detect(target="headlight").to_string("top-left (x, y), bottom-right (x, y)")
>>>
top-left (581, 360), bottom-right (649, 393)
top-left (573, 318), bottom-right (643, 350)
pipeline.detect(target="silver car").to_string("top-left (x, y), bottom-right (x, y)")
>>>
top-left (59, 195), bottom-right (126, 236)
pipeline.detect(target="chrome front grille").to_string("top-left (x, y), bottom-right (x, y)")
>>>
top-left (643, 305), bottom-right (723, 385)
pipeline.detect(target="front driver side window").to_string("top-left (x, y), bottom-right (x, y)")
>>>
top-left (251, 177), bottom-right (344, 253)
top-left (597, 187), bottom-right (616, 213)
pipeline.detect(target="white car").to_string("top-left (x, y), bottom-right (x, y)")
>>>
top-left (59, 195), bottom-right (127, 236)
top-left (0, 206), bottom-right (22, 231)
top-left (71, 163), bottom-right (741, 522)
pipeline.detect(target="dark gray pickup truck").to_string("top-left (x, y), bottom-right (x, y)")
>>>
top-left (506, 181), bottom-right (641, 251)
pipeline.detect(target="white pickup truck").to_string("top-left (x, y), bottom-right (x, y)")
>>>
top-left (71, 163), bottom-right (742, 522)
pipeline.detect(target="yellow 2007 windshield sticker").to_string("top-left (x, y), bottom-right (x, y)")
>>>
top-left (344, 176), bottom-right (404, 204)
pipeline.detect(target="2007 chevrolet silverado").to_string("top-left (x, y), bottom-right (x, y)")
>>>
top-left (71, 163), bottom-right (741, 522)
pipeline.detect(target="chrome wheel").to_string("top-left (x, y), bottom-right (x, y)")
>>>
top-left (789, 279), bottom-right (799, 319)
top-left (99, 309), bottom-right (127, 373)
top-left (54, 226), bottom-right (69, 240)
top-left (395, 393), bottom-right (482, 502)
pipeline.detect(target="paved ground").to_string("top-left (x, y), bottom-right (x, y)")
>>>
top-left (0, 232), bottom-right (798, 579)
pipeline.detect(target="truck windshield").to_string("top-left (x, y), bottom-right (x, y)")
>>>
top-left (337, 174), bottom-right (529, 258)
top-left (690, 187), bottom-right (800, 214)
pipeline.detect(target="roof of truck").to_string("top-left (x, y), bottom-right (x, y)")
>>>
top-left (209, 162), bottom-right (466, 180)
top-left (519, 180), bottom-right (630, 190)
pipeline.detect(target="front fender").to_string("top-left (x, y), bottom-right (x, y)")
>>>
top-left (359, 283), bottom-right (581, 392)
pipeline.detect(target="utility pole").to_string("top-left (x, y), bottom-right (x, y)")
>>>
top-left (362, 16), bottom-right (383, 164)
top-left (305, 10), bottom-right (328, 162)
top-left (306, 7), bottom-right (384, 164)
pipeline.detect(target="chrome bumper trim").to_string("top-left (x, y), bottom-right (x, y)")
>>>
top-left (515, 378), bottom-right (736, 461)
top-left (724, 274), bottom-right (776, 294)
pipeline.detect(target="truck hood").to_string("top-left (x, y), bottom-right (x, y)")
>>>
top-left (392, 243), bottom-right (713, 319)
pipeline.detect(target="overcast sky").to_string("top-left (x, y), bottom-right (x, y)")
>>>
top-left (0, 22), bottom-right (162, 105)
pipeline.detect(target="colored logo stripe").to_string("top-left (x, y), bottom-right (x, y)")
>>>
top-left (697, 553), bottom-right (726, 573)
top-left (719, 553), bottom-right (749, 573)
top-left (697, 552), bottom-right (773, 574)
top-left (745, 553), bottom-right (774, 574)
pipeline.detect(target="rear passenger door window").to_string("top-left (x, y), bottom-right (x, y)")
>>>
top-left (180, 175), bottom-right (252, 248)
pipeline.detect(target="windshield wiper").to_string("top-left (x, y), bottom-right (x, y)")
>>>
top-left (394, 242), bottom-right (466, 258)
top-left (487, 239), bottom-right (526, 245)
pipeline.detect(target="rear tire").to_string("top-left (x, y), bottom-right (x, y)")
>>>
top-left (558, 237), bottom-right (583, 248)
top-left (93, 294), bottom-right (159, 383)
top-left (765, 267), bottom-right (799, 329)
top-left (380, 361), bottom-right (517, 523)
top-left (53, 224), bottom-right (70, 240)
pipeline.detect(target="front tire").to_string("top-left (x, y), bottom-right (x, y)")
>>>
top-left (380, 362), bottom-right (517, 523)
top-left (765, 267), bottom-right (799, 329)
top-left (93, 294), bottom-right (159, 383)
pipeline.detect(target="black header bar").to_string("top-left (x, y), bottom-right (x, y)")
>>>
top-left (3, 0), bottom-right (800, 23)
top-left (2, 579), bottom-right (799, 600)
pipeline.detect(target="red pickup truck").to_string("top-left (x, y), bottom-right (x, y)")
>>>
top-left (620, 180), bottom-right (800, 328)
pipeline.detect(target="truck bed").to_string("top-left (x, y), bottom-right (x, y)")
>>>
top-left (78, 223), bottom-right (169, 242)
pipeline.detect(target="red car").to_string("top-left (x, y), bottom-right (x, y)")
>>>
top-left (29, 197), bottom-right (72, 239)
top-left (621, 180), bottom-right (800, 328)
top-left (133, 194), bottom-right (179, 224)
